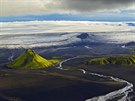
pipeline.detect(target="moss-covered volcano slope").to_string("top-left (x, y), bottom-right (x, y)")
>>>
top-left (88, 55), bottom-right (135, 65)
top-left (7, 49), bottom-right (60, 69)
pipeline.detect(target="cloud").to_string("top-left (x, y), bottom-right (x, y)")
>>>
top-left (0, 0), bottom-right (46, 16)
top-left (1, 21), bottom-right (135, 35)
top-left (61, 0), bottom-right (135, 12)
top-left (0, 0), bottom-right (135, 16)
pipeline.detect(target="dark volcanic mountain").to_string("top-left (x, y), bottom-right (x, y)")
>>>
top-left (126, 41), bottom-right (135, 46)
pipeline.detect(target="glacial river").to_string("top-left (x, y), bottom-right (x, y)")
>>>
top-left (57, 56), bottom-right (134, 101)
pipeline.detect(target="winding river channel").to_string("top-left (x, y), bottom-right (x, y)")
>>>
top-left (57, 56), bottom-right (134, 101)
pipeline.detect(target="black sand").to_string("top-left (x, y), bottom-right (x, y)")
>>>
top-left (0, 69), bottom-right (124, 101)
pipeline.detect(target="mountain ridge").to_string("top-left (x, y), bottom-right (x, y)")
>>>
top-left (88, 55), bottom-right (135, 65)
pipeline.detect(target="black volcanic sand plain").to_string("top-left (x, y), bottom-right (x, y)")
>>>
top-left (0, 68), bottom-right (125, 101)
top-left (64, 57), bottom-right (135, 85)
top-left (63, 57), bottom-right (135, 100)
top-left (83, 64), bottom-right (135, 100)
top-left (0, 45), bottom-right (134, 101)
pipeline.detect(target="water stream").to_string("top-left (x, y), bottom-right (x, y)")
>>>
top-left (57, 56), bottom-right (134, 101)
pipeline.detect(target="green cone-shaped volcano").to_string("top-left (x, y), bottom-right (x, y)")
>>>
top-left (7, 49), bottom-right (60, 69)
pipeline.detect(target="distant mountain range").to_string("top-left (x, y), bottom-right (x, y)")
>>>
top-left (7, 49), bottom-right (60, 69)
top-left (88, 55), bottom-right (135, 65)
top-left (127, 23), bottom-right (135, 26)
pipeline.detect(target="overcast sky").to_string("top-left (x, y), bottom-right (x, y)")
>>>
top-left (0, 0), bottom-right (135, 21)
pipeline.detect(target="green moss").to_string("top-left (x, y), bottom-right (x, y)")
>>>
top-left (88, 55), bottom-right (135, 65)
top-left (52, 56), bottom-right (59, 59)
top-left (89, 58), bottom-right (110, 65)
top-left (7, 49), bottom-right (60, 69)
top-left (49, 59), bottom-right (61, 65)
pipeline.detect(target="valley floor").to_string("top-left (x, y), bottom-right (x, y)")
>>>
top-left (0, 44), bottom-right (134, 101)
top-left (63, 57), bottom-right (135, 100)
top-left (0, 67), bottom-right (125, 101)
